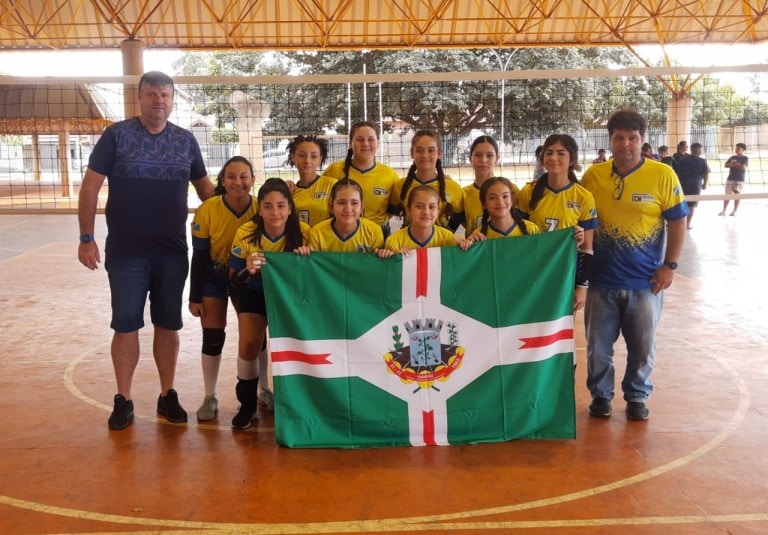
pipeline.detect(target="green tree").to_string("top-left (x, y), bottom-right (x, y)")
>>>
top-left (173, 47), bottom-right (647, 143)
top-left (691, 75), bottom-right (768, 126)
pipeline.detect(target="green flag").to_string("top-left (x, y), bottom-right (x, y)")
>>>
top-left (263, 230), bottom-right (577, 448)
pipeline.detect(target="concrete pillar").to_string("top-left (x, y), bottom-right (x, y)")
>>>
top-left (665, 95), bottom-right (692, 149)
top-left (231, 90), bottom-right (271, 180)
top-left (58, 130), bottom-right (73, 197)
top-left (32, 133), bottom-right (42, 182)
top-left (120, 39), bottom-right (144, 120)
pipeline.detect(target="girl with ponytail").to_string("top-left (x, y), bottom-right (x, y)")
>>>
top-left (228, 178), bottom-right (311, 429)
top-left (516, 134), bottom-right (597, 311)
top-left (322, 121), bottom-right (399, 237)
top-left (288, 134), bottom-right (336, 226)
top-left (391, 130), bottom-right (464, 230)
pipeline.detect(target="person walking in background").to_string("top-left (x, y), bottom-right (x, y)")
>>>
top-left (676, 143), bottom-right (710, 229)
top-left (658, 145), bottom-right (678, 174)
top-left (641, 143), bottom-right (658, 160)
top-left (592, 148), bottom-right (607, 164)
top-left (189, 156), bottom-right (258, 422)
top-left (77, 71), bottom-right (214, 430)
top-left (581, 109), bottom-right (688, 422)
top-left (720, 143), bottom-right (748, 216)
top-left (672, 140), bottom-right (688, 165)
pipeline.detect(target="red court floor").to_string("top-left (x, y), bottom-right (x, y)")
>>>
top-left (0, 198), bottom-right (767, 534)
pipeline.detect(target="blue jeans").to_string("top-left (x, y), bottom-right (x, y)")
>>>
top-left (584, 286), bottom-right (663, 403)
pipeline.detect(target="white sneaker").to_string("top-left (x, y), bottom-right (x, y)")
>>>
top-left (196, 394), bottom-right (218, 421)
top-left (258, 389), bottom-right (274, 411)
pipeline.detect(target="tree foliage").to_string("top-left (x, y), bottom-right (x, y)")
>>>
top-left (171, 47), bottom-right (768, 141)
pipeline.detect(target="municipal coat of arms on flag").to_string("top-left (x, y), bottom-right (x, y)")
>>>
top-left (262, 229), bottom-right (577, 448)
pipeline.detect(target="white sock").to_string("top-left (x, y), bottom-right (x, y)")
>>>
top-left (257, 349), bottom-right (270, 391)
top-left (237, 357), bottom-right (258, 381)
top-left (201, 353), bottom-right (221, 397)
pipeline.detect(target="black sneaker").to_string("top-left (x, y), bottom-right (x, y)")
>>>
top-left (157, 388), bottom-right (188, 423)
top-left (231, 405), bottom-right (258, 430)
top-left (626, 402), bottom-right (650, 421)
top-left (108, 394), bottom-right (134, 430)
top-left (589, 397), bottom-right (612, 418)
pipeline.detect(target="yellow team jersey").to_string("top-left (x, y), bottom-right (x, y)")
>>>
top-left (385, 225), bottom-right (458, 251)
top-left (230, 221), bottom-right (311, 271)
top-left (322, 160), bottom-right (399, 226)
top-left (309, 217), bottom-right (384, 252)
top-left (462, 181), bottom-right (520, 238)
top-left (391, 175), bottom-right (464, 228)
top-left (582, 159), bottom-right (688, 289)
top-left (473, 219), bottom-right (540, 239)
top-left (191, 195), bottom-right (259, 269)
top-left (517, 181), bottom-right (598, 233)
top-left (292, 174), bottom-right (337, 227)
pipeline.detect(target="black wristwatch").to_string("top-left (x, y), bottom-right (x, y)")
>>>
top-left (79, 234), bottom-right (95, 243)
top-left (663, 261), bottom-right (678, 270)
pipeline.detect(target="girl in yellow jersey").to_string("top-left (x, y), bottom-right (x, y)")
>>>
top-left (322, 121), bottom-right (399, 237)
top-left (309, 179), bottom-right (385, 253)
top-left (457, 135), bottom-right (520, 238)
top-left (189, 156), bottom-right (259, 422)
top-left (390, 130), bottom-right (464, 230)
top-left (288, 134), bottom-right (337, 226)
top-left (517, 134), bottom-right (596, 310)
top-left (382, 185), bottom-right (470, 257)
top-left (229, 178), bottom-right (311, 429)
top-left (468, 176), bottom-right (540, 241)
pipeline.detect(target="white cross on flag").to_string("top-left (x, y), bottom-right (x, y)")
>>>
top-left (263, 230), bottom-right (577, 448)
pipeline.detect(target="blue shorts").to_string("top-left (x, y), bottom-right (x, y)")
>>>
top-left (202, 266), bottom-right (234, 300)
top-left (105, 253), bottom-right (189, 333)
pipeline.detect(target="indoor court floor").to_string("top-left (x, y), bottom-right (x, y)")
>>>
top-left (0, 197), bottom-right (767, 534)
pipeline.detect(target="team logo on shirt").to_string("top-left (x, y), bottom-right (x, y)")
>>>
top-left (373, 187), bottom-right (388, 196)
top-left (566, 201), bottom-right (582, 210)
top-left (313, 192), bottom-right (328, 199)
top-left (383, 318), bottom-right (465, 391)
top-left (631, 193), bottom-right (655, 203)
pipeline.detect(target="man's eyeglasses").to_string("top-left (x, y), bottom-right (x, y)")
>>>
top-left (612, 171), bottom-right (624, 200)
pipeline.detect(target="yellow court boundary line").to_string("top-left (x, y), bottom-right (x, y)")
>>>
top-left (0, 337), bottom-right (758, 533)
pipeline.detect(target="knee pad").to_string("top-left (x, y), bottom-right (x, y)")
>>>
top-left (202, 328), bottom-right (226, 356)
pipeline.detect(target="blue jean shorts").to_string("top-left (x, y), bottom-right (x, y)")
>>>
top-left (105, 253), bottom-right (189, 333)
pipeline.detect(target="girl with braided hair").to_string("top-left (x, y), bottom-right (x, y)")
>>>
top-left (468, 176), bottom-right (540, 242)
top-left (322, 121), bottom-right (398, 237)
top-left (391, 129), bottom-right (464, 230)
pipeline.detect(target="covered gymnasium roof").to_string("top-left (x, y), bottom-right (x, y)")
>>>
top-left (1, 0), bottom-right (767, 52)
